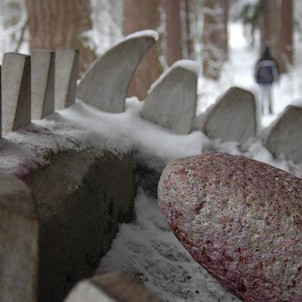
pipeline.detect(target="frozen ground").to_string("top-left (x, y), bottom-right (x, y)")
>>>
top-left (1, 20), bottom-right (301, 302)
top-left (76, 24), bottom-right (302, 301)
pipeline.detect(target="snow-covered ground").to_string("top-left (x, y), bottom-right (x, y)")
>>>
top-left (1, 20), bottom-right (301, 301)
top-left (54, 23), bottom-right (302, 302)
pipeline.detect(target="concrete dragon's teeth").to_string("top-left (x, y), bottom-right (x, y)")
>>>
top-left (158, 152), bottom-right (302, 302)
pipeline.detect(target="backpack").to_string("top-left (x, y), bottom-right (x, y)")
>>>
top-left (255, 60), bottom-right (278, 85)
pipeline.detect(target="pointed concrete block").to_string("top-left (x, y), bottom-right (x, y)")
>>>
top-left (64, 273), bottom-right (160, 302)
top-left (0, 175), bottom-right (38, 302)
top-left (141, 60), bottom-right (198, 135)
top-left (201, 87), bottom-right (259, 144)
top-left (31, 49), bottom-right (55, 119)
top-left (55, 48), bottom-right (79, 110)
top-left (77, 30), bottom-right (158, 113)
top-left (264, 103), bottom-right (302, 163)
top-left (2, 53), bottom-right (31, 134)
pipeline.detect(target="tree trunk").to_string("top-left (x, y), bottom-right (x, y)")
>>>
top-left (123, 0), bottom-right (162, 100)
top-left (184, 0), bottom-right (194, 59)
top-left (202, 0), bottom-right (227, 80)
top-left (26, 0), bottom-right (96, 75)
top-left (261, 0), bottom-right (280, 53)
top-left (279, 0), bottom-right (293, 72)
top-left (163, 0), bottom-right (182, 66)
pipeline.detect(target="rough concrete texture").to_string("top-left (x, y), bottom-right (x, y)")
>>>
top-left (64, 273), bottom-right (160, 302)
top-left (19, 148), bottom-right (136, 302)
top-left (55, 48), bottom-right (79, 110)
top-left (141, 66), bottom-right (197, 135)
top-left (200, 87), bottom-right (258, 144)
top-left (0, 175), bottom-right (38, 302)
top-left (158, 152), bottom-right (302, 302)
top-left (77, 35), bottom-right (156, 113)
top-left (2, 52), bottom-right (31, 133)
top-left (31, 49), bottom-right (55, 119)
top-left (264, 104), bottom-right (302, 163)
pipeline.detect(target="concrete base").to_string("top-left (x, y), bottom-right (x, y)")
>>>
top-left (0, 175), bottom-right (38, 302)
top-left (21, 149), bottom-right (135, 302)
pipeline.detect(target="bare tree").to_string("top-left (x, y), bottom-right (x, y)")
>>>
top-left (26, 0), bottom-right (96, 74)
top-left (123, 0), bottom-right (162, 100)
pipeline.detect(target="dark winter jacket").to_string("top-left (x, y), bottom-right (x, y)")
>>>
top-left (255, 48), bottom-right (279, 85)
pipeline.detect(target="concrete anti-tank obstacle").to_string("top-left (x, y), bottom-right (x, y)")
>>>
top-left (64, 273), bottom-right (160, 302)
top-left (31, 49), bottom-right (55, 119)
top-left (141, 60), bottom-right (199, 135)
top-left (55, 48), bottom-right (79, 110)
top-left (2, 53), bottom-right (31, 134)
top-left (199, 86), bottom-right (259, 145)
top-left (77, 30), bottom-right (158, 113)
top-left (0, 175), bottom-right (38, 302)
top-left (263, 103), bottom-right (302, 163)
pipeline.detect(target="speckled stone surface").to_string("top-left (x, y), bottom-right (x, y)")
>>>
top-left (158, 152), bottom-right (302, 302)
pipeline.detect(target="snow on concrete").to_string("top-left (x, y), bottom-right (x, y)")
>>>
top-left (124, 29), bottom-right (159, 42)
top-left (149, 59), bottom-right (200, 94)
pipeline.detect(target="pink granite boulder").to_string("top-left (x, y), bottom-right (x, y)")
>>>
top-left (158, 152), bottom-right (302, 301)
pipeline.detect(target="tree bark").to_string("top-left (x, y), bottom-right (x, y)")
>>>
top-left (26, 0), bottom-right (96, 75)
top-left (279, 0), bottom-right (293, 72)
top-left (202, 0), bottom-right (227, 80)
top-left (184, 0), bottom-right (194, 59)
top-left (163, 0), bottom-right (182, 66)
top-left (123, 0), bottom-right (162, 100)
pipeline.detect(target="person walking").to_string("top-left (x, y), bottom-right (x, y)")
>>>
top-left (255, 46), bottom-right (280, 115)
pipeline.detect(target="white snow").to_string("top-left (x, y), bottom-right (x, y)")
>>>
top-left (149, 60), bottom-right (200, 94)
top-left (124, 29), bottom-right (159, 42)
top-left (0, 19), bottom-right (301, 302)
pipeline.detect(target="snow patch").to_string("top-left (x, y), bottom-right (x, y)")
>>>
top-left (149, 59), bottom-right (199, 94)
top-left (124, 29), bottom-right (159, 42)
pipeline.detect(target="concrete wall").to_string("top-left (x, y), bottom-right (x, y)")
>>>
top-left (24, 148), bottom-right (135, 302)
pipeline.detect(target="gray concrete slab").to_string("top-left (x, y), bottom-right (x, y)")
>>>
top-left (31, 49), bottom-right (55, 119)
top-left (0, 175), bottom-right (38, 302)
top-left (200, 87), bottom-right (259, 144)
top-left (2, 53), bottom-right (31, 134)
top-left (55, 48), bottom-right (79, 110)
top-left (64, 273), bottom-right (159, 302)
top-left (77, 33), bottom-right (157, 113)
top-left (141, 61), bottom-right (198, 135)
top-left (264, 104), bottom-right (302, 163)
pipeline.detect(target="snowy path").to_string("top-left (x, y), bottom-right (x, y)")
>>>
top-left (97, 188), bottom-right (240, 302)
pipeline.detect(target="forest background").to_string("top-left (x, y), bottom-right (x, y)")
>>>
top-left (0, 0), bottom-right (300, 118)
